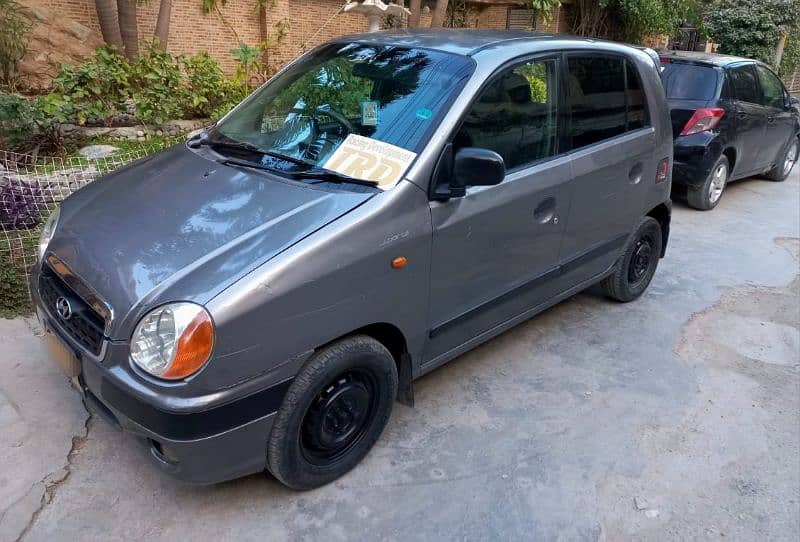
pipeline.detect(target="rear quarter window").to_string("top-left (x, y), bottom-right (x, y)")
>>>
top-left (660, 62), bottom-right (719, 100)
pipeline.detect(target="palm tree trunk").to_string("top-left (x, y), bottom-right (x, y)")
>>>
top-left (154, 0), bottom-right (172, 50)
top-left (430, 0), bottom-right (448, 28)
top-left (94, 0), bottom-right (124, 50)
top-left (117, 0), bottom-right (139, 59)
top-left (407, 0), bottom-right (421, 28)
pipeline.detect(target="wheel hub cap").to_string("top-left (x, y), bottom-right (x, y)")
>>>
top-left (709, 164), bottom-right (726, 204)
top-left (629, 237), bottom-right (653, 284)
top-left (302, 372), bottom-right (375, 463)
top-left (784, 142), bottom-right (798, 176)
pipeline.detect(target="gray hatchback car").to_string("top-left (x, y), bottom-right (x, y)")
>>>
top-left (33, 30), bottom-right (672, 489)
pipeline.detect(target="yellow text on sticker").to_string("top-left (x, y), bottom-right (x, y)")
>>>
top-left (323, 134), bottom-right (417, 189)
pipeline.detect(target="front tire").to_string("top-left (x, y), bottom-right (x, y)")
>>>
top-left (765, 136), bottom-right (799, 182)
top-left (267, 335), bottom-right (397, 490)
top-left (601, 216), bottom-right (663, 303)
top-left (687, 155), bottom-right (728, 210)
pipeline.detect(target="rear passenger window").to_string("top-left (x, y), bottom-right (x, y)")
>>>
top-left (454, 58), bottom-right (559, 170)
top-left (729, 65), bottom-right (761, 104)
top-left (626, 60), bottom-right (648, 130)
top-left (567, 56), bottom-right (626, 148)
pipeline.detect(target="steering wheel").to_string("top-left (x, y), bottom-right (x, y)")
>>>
top-left (314, 105), bottom-right (356, 135)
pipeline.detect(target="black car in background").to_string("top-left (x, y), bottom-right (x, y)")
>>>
top-left (660, 51), bottom-right (800, 210)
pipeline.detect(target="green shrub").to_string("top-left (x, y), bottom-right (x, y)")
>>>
top-left (0, 92), bottom-right (36, 146)
top-left (50, 46), bottom-right (131, 125)
top-left (0, 253), bottom-right (32, 318)
top-left (130, 45), bottom-right (186, 124)
top-left (0, 92), bottom-right (65, 152)
top-left (779, 30), bottom-right (800, 76)
top-left (5, 43), bottom-right (270, 151)
top-left (212, 79), bottom-right (251, 120)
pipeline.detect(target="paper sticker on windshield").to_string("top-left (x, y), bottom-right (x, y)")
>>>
top-left (323, 134), bottom-right (416, 190)
top-left (361, 100), bottom-right (379, 127)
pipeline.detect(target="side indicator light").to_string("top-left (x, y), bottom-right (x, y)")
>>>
top-left (391, 256), bottom-right (408, 269)
top-left (655, 158), bottom-right (670, 183)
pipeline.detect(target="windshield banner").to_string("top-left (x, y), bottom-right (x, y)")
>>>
top-left (323, 134), bottom-right (417, 190)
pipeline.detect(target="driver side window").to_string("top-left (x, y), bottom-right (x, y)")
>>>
top-left (454, 58), bottom-right (559, 170)
top-left (756, 65), bottom-right (787, 109)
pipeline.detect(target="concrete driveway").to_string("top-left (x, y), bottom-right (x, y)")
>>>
top-left (1, 167), bottom-right (798, 541)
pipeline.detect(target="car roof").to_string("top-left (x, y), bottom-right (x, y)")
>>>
top-left (657, 50), bottom-right (755, 67)
top-left (332, 29), bottom-right (617, 57)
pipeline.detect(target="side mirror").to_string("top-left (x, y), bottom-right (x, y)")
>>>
top-left (449, 147), bottom-right (505, 197)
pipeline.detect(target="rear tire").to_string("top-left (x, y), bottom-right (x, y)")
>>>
top-left (601, 216), bottom-right (662, 303)
top-left (266, 335), bottom-right (397, 490)
top-left (765, 136), bottom-right (799, 182)
top-left (687, 156), bottom-right (728, 210)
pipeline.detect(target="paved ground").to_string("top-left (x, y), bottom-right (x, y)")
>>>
top-left (1, 167), bottom-right (798, 541)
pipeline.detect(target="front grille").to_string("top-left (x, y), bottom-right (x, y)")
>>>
top-left (39, 265), bottom-right (106, 356)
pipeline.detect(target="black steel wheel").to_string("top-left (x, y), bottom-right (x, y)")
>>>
top-left (627, 233), bottom-right (655, 289)
top-left (300, 369), bottom-right (379, 466)
top-left (601, 216), bottom-right (663, 302)
top-left (267, 335), bottom-right (397, 490)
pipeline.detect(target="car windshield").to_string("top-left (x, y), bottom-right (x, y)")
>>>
top-left (214, 43), bottom-right (474, 182)
top-left (660, 62), bottom-right (719, 100)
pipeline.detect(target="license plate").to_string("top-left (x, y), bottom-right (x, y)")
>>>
top-left (43, 328), bottom-right (82, 377)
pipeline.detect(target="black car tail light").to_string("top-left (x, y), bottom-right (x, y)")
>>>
top-left (680, 107), bottom-right (725, 136)
top-left (655, 158), bottom-right (670, 183)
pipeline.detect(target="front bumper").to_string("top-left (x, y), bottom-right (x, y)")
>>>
top-left (30, 265), bottom-right (291, 484)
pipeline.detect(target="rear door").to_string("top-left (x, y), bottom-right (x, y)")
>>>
top-left (755, 64), bottom-right (796, 168)
top-left (727, 64), bottom-right (769, 174)
top-left (559, 54), bottom-right (656, 283)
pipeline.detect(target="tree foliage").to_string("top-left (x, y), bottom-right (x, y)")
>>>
top-left (706, 0), bottom-right (800, 66)
top-left (0, 0), bottom-right (34, 88)
top-left (571, 0), bottom-right (698, 43)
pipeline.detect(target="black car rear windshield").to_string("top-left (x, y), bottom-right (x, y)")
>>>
top-left (661, 62), bottom-right (719, 100)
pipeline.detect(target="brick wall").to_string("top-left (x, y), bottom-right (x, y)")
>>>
top-left (30, 1), bottom-right (575, 76)
top-left (35, 0), bottom-right (369, 75)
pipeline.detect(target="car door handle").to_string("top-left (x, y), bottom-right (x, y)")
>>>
top-left (736, 111), bottom-right (748, 119)
top-left (533, 197), bottom-right (557, 224)
top-left (767, 116), bottom-right (775, 124)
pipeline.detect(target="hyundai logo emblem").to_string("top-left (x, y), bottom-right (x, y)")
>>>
top-left (55, 297), bottom-right (72, 320)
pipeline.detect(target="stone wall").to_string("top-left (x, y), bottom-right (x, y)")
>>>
top-left (17, 0), bottom-right (104, 89)
top-left (60, 119), bottom-right (210, 142)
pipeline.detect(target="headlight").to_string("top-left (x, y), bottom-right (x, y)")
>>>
top-left (130, 302), bottom-right (214, 379)
top-left (38, 208), bottom-right (60, 262)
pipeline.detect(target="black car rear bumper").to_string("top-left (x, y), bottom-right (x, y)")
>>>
top-left (672, 133), bottom-right (724, 189)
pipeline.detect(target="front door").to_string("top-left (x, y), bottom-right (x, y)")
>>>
top-left (755, 64), bottom-right (797, 169)
top-left (424, 56), bottom-right (570, 364)
top-left (727, 64), bottom-right (769, 175)
top-left (559, 54), bottom-right (656, 282)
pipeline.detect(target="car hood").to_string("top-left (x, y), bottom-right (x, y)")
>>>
top-left (47, 144), bottom-right (374, 339)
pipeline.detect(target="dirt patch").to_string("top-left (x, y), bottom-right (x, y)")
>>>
top-left (596, 238), bottom-right (800, 541)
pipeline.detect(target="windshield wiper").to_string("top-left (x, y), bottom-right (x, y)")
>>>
top-left (218, 157), bottom-right (378, 189)
top-left (191, 132), bottom-right (312, 168)
top-left (217, 156), bottom-right (279, 173)
top-left (287, 168), bottom-right (379, 188)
